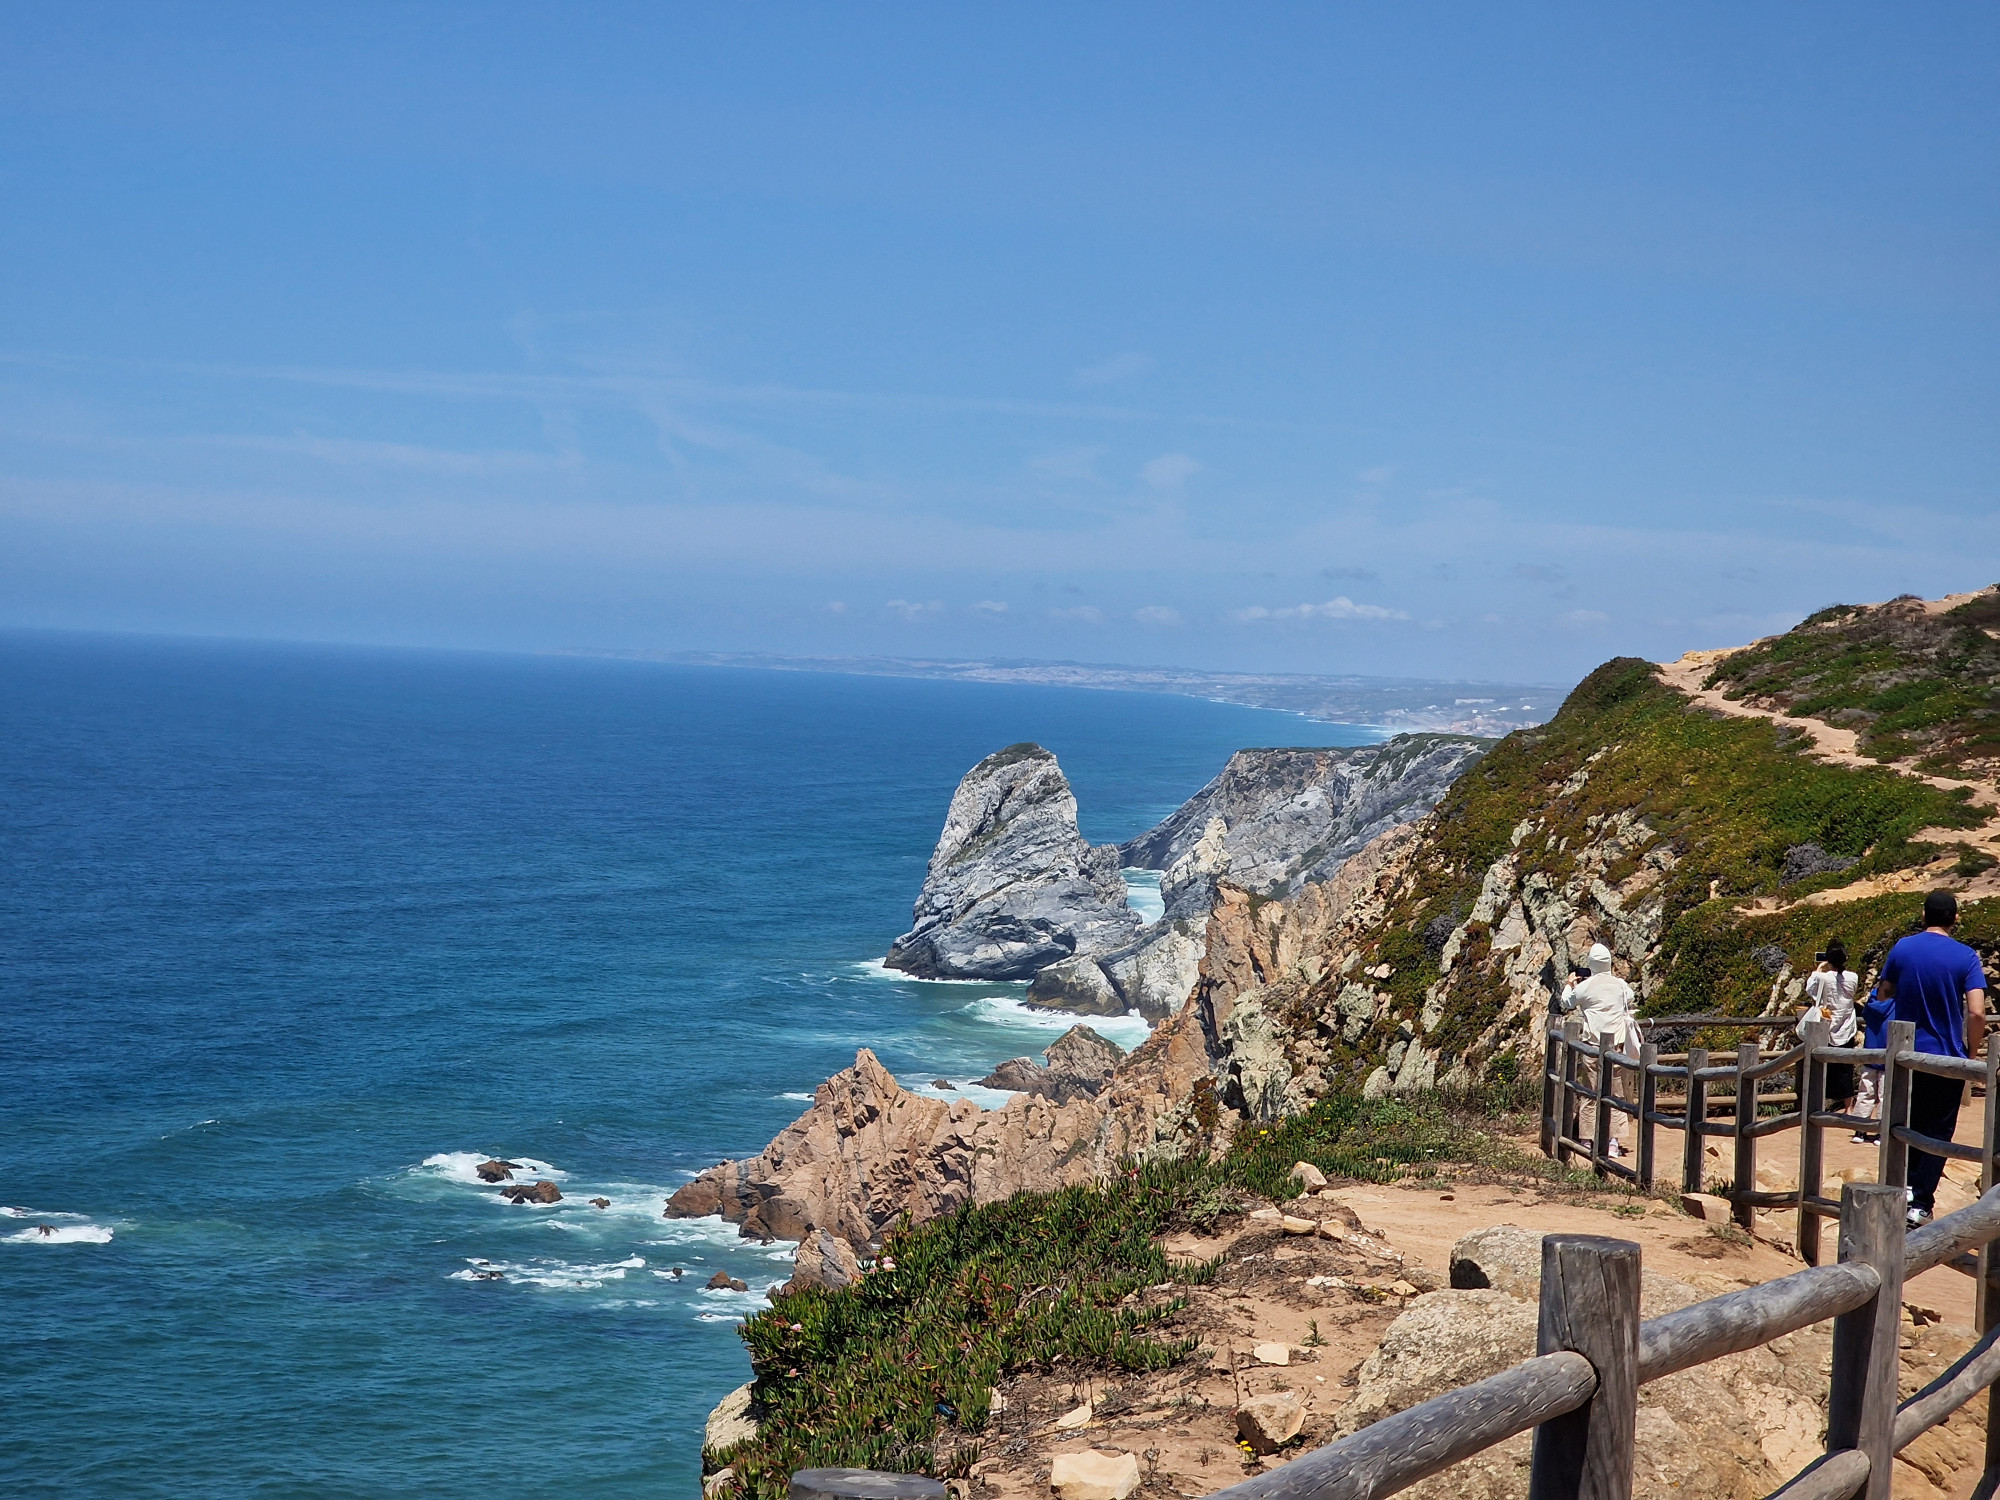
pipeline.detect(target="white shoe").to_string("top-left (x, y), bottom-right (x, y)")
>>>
top-left (1607, 1141), bottom-right (1627, 1159)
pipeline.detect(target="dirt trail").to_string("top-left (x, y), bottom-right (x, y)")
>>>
top-left (1656, 648), bottom-right (2000, 902)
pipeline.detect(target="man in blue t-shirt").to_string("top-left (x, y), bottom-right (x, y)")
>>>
top-left (1879, 890), bottom-right (1990, 1226)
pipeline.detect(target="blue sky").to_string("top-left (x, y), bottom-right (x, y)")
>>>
top-left (3, 6), bottom-right (1996, 684)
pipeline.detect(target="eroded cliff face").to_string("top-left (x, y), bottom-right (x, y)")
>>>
top-left (1027, 735), bottom-right (1488, 1022)
top-left (884, 743), bottom-right (1138, 980)
top-left (1120, 737), bottom-right (1488, 897)
top-left (665, 1016), bottom-right (1216, 1252)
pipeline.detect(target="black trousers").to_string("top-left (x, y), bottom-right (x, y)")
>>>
top-left (1909, 1071), bottom-right (1965, 1212)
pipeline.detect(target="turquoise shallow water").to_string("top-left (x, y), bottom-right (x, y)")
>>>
top-left (0, 632), bottom-right (1375, 1497)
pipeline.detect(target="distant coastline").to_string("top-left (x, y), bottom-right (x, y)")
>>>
top-left (552, 648), bottom-right (1566, 738)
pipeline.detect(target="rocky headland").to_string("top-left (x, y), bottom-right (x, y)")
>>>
top-left (884, 743), bottom-right (1140, 981)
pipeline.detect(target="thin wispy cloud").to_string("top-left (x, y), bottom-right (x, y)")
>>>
top-left (970, 600), bottom-right (1009, 617)
top-left (1071, 352), bottom-right (1152, 387)
top-left (1046, 605), bottom-right (1105, 624)
top-left (1140, 453), bottom-right (1201, 489)
top-left (1233, 597), bottom-right (1411, 623)
top-left (1133, 605), bottom-right (1181, 626)
top-left (885, 599), bottom-right (943, 621)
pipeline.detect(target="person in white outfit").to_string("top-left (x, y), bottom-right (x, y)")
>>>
top-left (1558, 943), bottom-right (1640, 1156)
top-left (1798, 939), bottom-right (1859, 1114)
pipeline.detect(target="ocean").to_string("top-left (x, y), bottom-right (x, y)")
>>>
top-left (0, 632), bottom-right (1377, 1497)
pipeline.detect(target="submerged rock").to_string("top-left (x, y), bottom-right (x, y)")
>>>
top-left (501, 1180), bottom-right (561, 1204)
top-left (884, 744), bottom-right (1139, 980)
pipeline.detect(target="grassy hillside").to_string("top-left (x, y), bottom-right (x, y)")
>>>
top-left (1328, 654), bottom-right (1987, 1067)
top-left (1704, 590), bottom-right (2000, 776)
top-left (711, 1089), bottom-right (1550, 1496)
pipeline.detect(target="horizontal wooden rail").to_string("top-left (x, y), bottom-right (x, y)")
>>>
top-left (1906, 1189), bottom-right (2000, 1277)
top-left (1896, 1325), bottom-right (2000, 1450)
top-left (1637, 1261), bottom-right (1880, 1383)
top-left (1895, 1126), bottom-right (1984, 1163)
top-left (1894, 1050), bottom-right (1988, 1085)
top-left (1202, 1352), bottom-right (1598, 1500)
top-left (1763, 1450), bottom-right (1870, 1500)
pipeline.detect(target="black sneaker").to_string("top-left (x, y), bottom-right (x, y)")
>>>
top-left (1908, 1206), bottom-right (1934, 1229)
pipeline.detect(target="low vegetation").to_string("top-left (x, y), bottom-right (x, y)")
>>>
top-left (1703, 591), bottom-right (2000, 776)
top-left (1337, 654), bottom-right (1984, 1063)
top-left (712, 1086), bottom-right (1563, 1496)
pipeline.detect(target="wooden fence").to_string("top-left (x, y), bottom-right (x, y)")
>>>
top-left (1191, 1182), bottom-right (2000, 1500)
top-left (787, 1027), bottom-right (2000, 1500)
top-left (1541, 1017), bottom-right (2000, 1268)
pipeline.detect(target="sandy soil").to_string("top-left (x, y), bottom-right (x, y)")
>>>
top-left (971, 1117), bottom-right (1994, 1500)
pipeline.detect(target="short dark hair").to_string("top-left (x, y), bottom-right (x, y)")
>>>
top-left (1924, 889), bottom-right (1959, 928)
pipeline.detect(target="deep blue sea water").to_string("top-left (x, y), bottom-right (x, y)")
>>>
top-left (0, 632), bottom-right (1377, 1498)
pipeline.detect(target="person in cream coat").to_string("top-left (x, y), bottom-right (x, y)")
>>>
top-left (1557, 943), bottom-right (1640, 1157)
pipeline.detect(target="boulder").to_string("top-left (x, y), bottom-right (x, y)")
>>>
top-left (1236, 1393), bottom-right (1305, 1454)
top-left (1026, 955), bottom-right (1126, 1016)
top-left (1253, 1342), bottom-right (1290, 1366)
top-left (884, 744), bottom-right (1140, 980)
top-left (1049, 1450), bottom-right (1140, 1500)
top-left (1336, 1285), bottom-right (1840, 1500)
top-left (501, 1180), bottom-right (562, 1204)
top-left (1448, 1225), bottom-right (1545, 1300)
top-left (703, 1381), bottom-right (759, 1457)
top-left (782, 1228), bottom-right (863, 1295)
top-left (702, 1469), bottom-right (737, 1499)
top-left (1290, 1162), bottom-right (1329, 1192)
top-left (706, 1270), bottom-right (748, 1292)
top-left (475, 1159), bottom-right (518, 1183)
top-left (589, 1197), bottom-right (611, 1209)
top-left (979, 1025), bottom-right (1127, 1105)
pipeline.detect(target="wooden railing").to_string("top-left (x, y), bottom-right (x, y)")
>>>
top-left (1541, 1017), bottom-right (2000, 1267)
top-left (1195, 1183), bottom-right (2000, 1500)
top-left (790, 1185), bottom-right (2000, 1500)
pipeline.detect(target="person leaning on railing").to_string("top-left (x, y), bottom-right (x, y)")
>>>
top-left (1879, 890), bottom-right (1990, 1228)
top-left (1555, 942), bottom-right (1640, 1158)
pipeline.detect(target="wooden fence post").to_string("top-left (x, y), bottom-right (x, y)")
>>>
top-left (1733, 1040), bottom-right (1760, 1231)
top-left (1594, 1031), bottom-right (1617, 1176)
top-left (1980, 1032), bottom-right (2000, 1498)
top-left (1636, 1042), bottom-right (1659, 1192)
top-left (1560, 1021), bottom-right (1584, 1167)
top-left (1826, 1184), bottom-right (1907, 1500)
top-left (1682, 1045), bottom-right (1709, 1196)
top-left (1528, 1235), bottom-right (1640, 1500)
top-left (1798, 1019), bottom-right (1829, 1266)
top-left (1879, 1020), bottom-right (1916, 1198)
top-left (1542, 1020), bottom-right (1563, 1159)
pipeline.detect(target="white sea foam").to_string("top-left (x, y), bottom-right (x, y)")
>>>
top-left (967, 995), bottom-right (1152, 1050)
top-left (5, 1222), bottom-right (113, 1244)
top-left (779, 1091), bottom-right (816, 1102)
top-left (849, 959), bottom-right (1024, 988)
top-left (645, 1212), bottom-right (771, 1253)
top-left (416, 1151), bottom-right (566, 1186)
top-left (447, 1254), bottom-right (644, 1289)
top-left (1120, 869), bottom-right (1166, 925)
top-left (903, 1079), bottom-right (1017, 1111)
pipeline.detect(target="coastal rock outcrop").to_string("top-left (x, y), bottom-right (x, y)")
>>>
top-left (1027, 736), bottom-right (1485, 1024)
top-left (666, 1017), bottom-right (1213, 1253)
top-left (978, 1024), bottom-right (1125, 1104)
top-left (1120, 737), bottom-right (1488, 899)
top-left (780, 1227), bottom-right (863, 1295)
top-left (884, 744), bottom-right (1139, 980)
